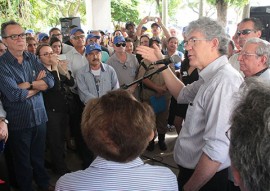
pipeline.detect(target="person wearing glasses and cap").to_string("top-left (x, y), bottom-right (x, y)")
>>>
top-left (37, 32), bottom-right (50, 44)
top-left (229, 17), bottom-right (263, 76)
top-left (0, 20), bottom-right (54, 191)
top-left (106, 35), bottom-right (139, 95)
top-left (137, 17), bottom-right (244, 191)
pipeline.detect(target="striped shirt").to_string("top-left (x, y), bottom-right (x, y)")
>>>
top-left (55, 156), bottom-right (178, 191)
top-left (0, 50), bottom-right (54, 130)
top-left (175, 55), bottom-right (244, 170)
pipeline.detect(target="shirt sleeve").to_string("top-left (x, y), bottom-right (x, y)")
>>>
top-left (77, 70), bottom-right (96, 104)
top-left (35, 57), bottom-right (54, 89)
top-left (110, 67), bottom-right (120, 90)
top-left (0, 100), bottom-right (6, 118)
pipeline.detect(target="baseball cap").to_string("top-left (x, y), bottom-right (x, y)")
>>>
top-left (113, 36), bottom-right (126, 44)
top-left (85, 43), bottom-right (102, 55)
top-left (38, 33), bottom-right (49, 41)
top-left (70, 27), bottom-right (84, 35)
top-left (25, 29), bottom-right (35, 35)
top-left (151, 23), bottom-right (160, 28)
top-left (86, 33), bottom-right (101, 41)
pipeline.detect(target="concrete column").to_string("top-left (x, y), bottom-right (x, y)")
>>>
top-left (85, 0), bottom-right (112, 31)
top-left (162, 0), bottom-right (168, 26)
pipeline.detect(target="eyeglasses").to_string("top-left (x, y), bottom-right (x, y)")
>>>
top-left (184, 38), bottom-right (209, 47)
top-left (40, 52), bottom-right (54, 57)
top-left (238, 51), bottom-right (260, 59)
top-left (225, 128), bottom-right (231, 140)
top-left (115, 43), bottom-right (126, 47)
top-left (122, 64), bottom-right (127, 70)
top-left (52, 33), bottom-right (62, 37)
top-left (3, 33), bottom-right (26, 40)
top-left (237, 29), bottom-right (256, 36)
top-left (72, 34), bottom-right (85, 40)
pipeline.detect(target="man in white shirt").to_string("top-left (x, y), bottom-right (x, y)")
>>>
top-left (137, 17), bottom-right (243, 191)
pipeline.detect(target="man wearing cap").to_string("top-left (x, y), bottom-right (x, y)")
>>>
top-left (106, 36), bottom-right (139, 95)
top-left (125, 21), bottom-right (140, 49)
top-left (88, 30), bottom-right (110, 55)
top-left (37, 33), bottom-right (49, 44)
top-left (49, 27), bottom-right (73, 54)
top-left (77, 43), bottom-right (119, 104)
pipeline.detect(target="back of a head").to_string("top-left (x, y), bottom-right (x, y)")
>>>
top-left (229, 78), bottom-right (270, 191)
top-left (185, 17), bottom-right (229, 56)
top-left (81, 90), bottom-right (155, 163)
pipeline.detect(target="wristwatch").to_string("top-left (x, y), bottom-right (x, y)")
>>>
top-left (0, 118), bottom-right (8, 124)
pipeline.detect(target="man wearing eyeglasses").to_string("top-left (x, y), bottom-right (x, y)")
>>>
top-left (49, 27), bottom-right (73, 54)
top-left (0, 20), bottom-right (54, 191)
top-left (229, 18), bottom-right (263, 76)
top-left (237, 37), bottom-right (270, 80)
top-left (137, 17), bottom-right (244, 191)
top-left (106, 36), bottom-right (139, 95)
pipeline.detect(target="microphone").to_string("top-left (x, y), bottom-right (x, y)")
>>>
top-left (153, 55), bottom-right (181, 66)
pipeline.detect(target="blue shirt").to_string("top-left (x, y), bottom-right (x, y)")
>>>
top-left (76, 63), bottom-right (119, 104)
top-left (55, 156), bottom-right (178, 191)
top-left (0, 51), bottom-right (54, 130)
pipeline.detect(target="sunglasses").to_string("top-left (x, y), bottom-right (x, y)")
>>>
top-left (237, 29), bottom-right (256, 36)
top-left (115, 43), bottom-right (126, 47)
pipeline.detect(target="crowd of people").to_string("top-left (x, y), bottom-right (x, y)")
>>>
top-left (0, 14), bottom-right (269, 191)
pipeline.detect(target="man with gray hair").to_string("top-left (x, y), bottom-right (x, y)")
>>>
top-left (137, 17), bottom-right (243, 191)
top-left (238, 37), bottom-right (270, 80)
top-left (229, 78), bottom-right (270, 191)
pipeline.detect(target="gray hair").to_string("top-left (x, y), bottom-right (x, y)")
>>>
top-left (185, 17), bottom-right (229, 56)
top-left (229, 78), bottom-right (270, 191)
top-left (245, 37), bottom-right (270, 67)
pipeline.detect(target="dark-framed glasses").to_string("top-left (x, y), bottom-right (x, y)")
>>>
top-left (52, 33), bottom-right (62, 37)
top-left (237, 29), bottom-right (256, 36)
top-left (3, 33), bottom-right (26, 40)
top-left (116, 43), bottom-right (126, 47)
top-left (184, 38), bottom-right (208, 47)
top-left (40, 52), bottom-right (54, 57)
top-left (225, 128), bottom-right (231, 140)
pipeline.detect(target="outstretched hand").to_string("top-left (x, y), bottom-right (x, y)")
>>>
top-left (136, 44), bottom-right (163, 63)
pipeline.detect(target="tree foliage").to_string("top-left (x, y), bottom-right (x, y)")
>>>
top-left (0, 0), bottom-right (85, 31)
top-left (111, 0), bottom-right (140, 27)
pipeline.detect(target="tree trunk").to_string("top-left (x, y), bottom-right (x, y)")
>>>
top-left (199, 0), bottom-right (204, 18)
top-left (216, 0), bottom-right (228, 27)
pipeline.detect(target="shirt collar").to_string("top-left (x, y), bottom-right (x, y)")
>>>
top-left (5, 50), bottom-right (30, 64)
top-left (89, 156), bottom-right (144, 170)
top-left (85, 62), bottom-right (106, 73)
top-left (199, 55), bottom-right (229, 83)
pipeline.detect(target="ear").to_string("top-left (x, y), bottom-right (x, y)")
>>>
top-left (211, 38), bottom-right (219, 50)
top-left (231, 164), bottom-right (241, 187)
top-left (259, 55), bottom-right (268, 67)
top-left (2, 38), bottom-right (8, 47)
top-left (256, 30), bottom-right (262, 38)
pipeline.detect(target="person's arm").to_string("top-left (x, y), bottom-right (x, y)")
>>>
top-left (136, 16), bottom-right (148, 37)
top-left (110, 67), bottom-right (120, 90)
top-left (77, 70), bottom-right (96, 104)
top-left (142, 78), bottom-right (167, 96)
top-left (0, 100), bottom-right (8, 141)
top-left (156, 17), bottom-right (171, 39)
top-left (183, 153), bottom-right (221, 191)
top-left (137, 44), bottom-right (184, 98)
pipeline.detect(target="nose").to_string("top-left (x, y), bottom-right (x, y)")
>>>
top-left (237, 54), bottom-right (243, 61)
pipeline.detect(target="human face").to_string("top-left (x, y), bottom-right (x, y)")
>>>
top-left (113, 42), bottom-right (126, 53)
top-left (170, 28), bottom-right (177, 37)
top-left (51, 41), bottom-right (62, 55)
top-left (39, 46), bottom-right (54, 66)
top-left (27, 40), bottom-right (37, 54)
top-left (237, 43), bottom-right (264, 77)
top-left (50, 29), bottom-right (63, 41)
top-left (238, 21), bottom-right (261, 48)
top-left (140, 36), bottom-right (149, 46)
top-left (0, 43), bottom-right (7, 56)
top-left (86, 38), bottom-right (98, 45)
top-left (167, 38), bottom-right (178, 53)
top-left (151, 26), bottom-right (161, 36)
top-left (86, 50), bottom-right (101, 68)
top-left (70, 31), bottom-right (85, 48)
top-left (126, 25), bottom-right (136, 37)
top-left (2, 24), bottom-right (26, 53)
top-left (125, 42), bottom-right (134, 54)
top-left (184, 31), bottom-right (212, 70)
